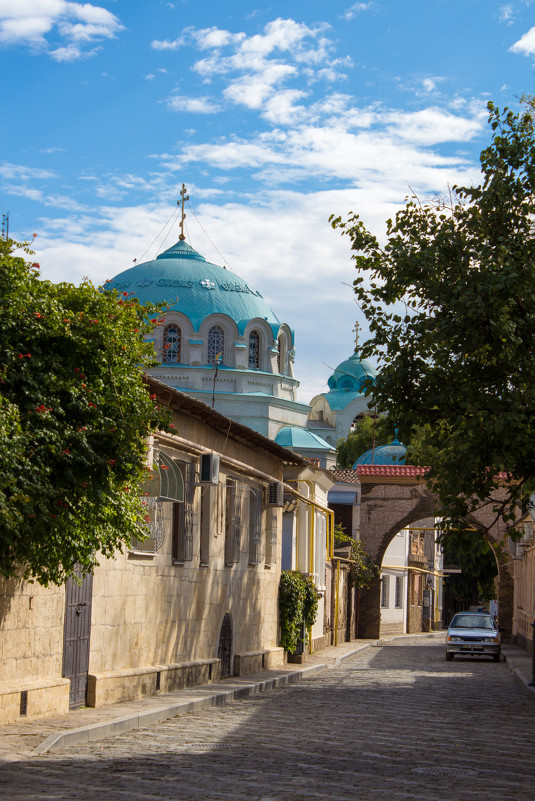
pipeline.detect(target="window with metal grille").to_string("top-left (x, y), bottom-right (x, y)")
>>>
top-left (248, 487), bottom-right (262, 564)
top-left (172, 461), bottom-right (196, 563)
top-left (248, 330), bottom-right (260, 369)
top-left (163, 323), bottom-right (181, 363)
top-left (208, 325), bottom-right (224, 365)
top-left (265, 510), bottom-right (277, 567)
top-left (225, 478), bottom-right (241, 565)
top-left (395, 575), bottom-right (403, 608)
top-left (381, 575), bottom-right (389, 608)
top-left (130, 496), bottom-right (166, 553)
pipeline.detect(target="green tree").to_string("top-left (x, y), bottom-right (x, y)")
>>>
top-left (336, 414), bottom-right (397, 467)
top-left (441, 528), bottom-right (498, 607)
top-left (331, 98), bottom-right (535, 534)
top-left (0, 239), bottom-right (170, 585)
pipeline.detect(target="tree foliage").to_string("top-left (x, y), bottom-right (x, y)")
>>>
top-left (336, 414), bottom-right (397, 467)
top-left (440, 528), bottom-right (498, 606)
top-left (331, 99), bottom-right (535, 533)
top-left (0, 239), bottom-right (170, 585)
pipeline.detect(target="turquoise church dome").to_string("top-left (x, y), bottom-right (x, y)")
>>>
top-left (327, 351), bottom-right (377, 393)
top-left (104, 239), bottom-right (283, 338)
top-left (353, 439), bottom-right (407, 467)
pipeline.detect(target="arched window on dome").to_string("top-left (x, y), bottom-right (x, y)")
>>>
top-left (163, 323), bottom-right (181, 363)
top-left (248, 330), bottom-right (261, 369)
top-left (277, 336), bottom-right (286, 375)
top-left (208, 325), bottom-right (225, 365)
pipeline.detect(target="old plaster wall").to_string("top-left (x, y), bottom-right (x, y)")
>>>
top-left (0, 577), bottom-right (69, 721)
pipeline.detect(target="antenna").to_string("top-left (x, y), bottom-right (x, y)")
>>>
top-left (1, 210), bottom-right (9, 240)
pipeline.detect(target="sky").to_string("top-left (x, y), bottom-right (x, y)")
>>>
top-left (2, 1), bottom-right (535, 404)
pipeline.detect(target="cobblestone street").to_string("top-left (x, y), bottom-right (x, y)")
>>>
top-left (2, 637), bottom-right (534, 801)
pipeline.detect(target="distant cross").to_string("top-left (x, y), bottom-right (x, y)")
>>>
top-left (353, 321), bottom-right (360, 351)
top-left (178, 183), bottom-right (189, 241)
top-left (200, 278), bottom-right (216, 290)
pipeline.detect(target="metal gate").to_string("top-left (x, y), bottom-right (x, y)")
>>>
top-left (62, 569), bottom-right (93, 708)
top-left (218, 612), bottom-right (233, 678)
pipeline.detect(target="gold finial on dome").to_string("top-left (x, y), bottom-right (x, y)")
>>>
top-left (177, 183), bottom-right (189, 241)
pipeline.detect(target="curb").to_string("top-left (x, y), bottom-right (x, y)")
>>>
top-left (503, 653), bottom-right (535, 701)
top-left (35, 663), bottom-right (327, 755)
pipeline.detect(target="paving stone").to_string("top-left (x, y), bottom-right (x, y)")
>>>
top-left (1, 637), bottom-right (534, 801)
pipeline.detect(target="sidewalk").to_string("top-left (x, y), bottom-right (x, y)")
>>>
top-left (1, 632), bottom-right (530, 762)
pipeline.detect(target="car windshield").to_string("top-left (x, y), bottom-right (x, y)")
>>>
top-left (450, 614), bottom-right (495, 629)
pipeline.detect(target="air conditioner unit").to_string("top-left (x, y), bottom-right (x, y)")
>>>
top-left (266, 481), bottom-right (284, 507)
top-left (200, 453), bottom-right (220, 484)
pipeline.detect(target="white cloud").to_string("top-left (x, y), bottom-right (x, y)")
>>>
top-left (166, 95), bottom-right (221, 114)
top-left (499, 5), bottom-right (515, 24)
top-left (342, 2), bottom-right (374, 21)
top-left (0, 1), bottom-right (123, 59)
top-left (160, 18), bottom-right (345, 127)
top-left (510, 26), bottom-right (535, 55)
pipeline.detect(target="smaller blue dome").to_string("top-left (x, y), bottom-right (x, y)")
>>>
top-left (327, 351), bottom-right (377, 393)
top-left (353, 438), bottom-right (406, 467)
top-left (274, 426), bottom-right (333, 451)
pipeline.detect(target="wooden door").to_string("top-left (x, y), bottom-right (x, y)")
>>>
top-left (62, 569), bottom-right (93, 708)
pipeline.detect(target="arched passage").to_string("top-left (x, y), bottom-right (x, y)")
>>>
top-left (357, 465), bottom-right (516, 639)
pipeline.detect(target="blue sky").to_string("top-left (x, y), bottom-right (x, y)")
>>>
top-left (2, 1), bottom-right (535, 403)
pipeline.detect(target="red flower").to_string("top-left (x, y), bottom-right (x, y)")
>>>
top-left (150, 393), bottom-right (157, 400)
top-left (33, 312), bottom-right (43, 319)
top-left (169, 423), bottom-right (175, 429)
top-left (88, 402), bottom-right (97, 408)
top-left (32, 233), bottom-right (37, 238)
top-left (107, 459), bottom-right (116, 466)
top-left (74, 368), bottom-right (79, 373)
top-left (90, 319), bottom-right (98, 324)
top-left (63, 448), bottom-right (70, 455)
top-left (123, 292), bottom-right (129, 296)
top-left (134, 328), bottom-right (139, 333)
top-left (32, 262), bottom-right (40, 269)
top-left (160, 465), bottom-right (169, 470)
top-left (63, 318), bottom-right (70, 323)
top-left (77, 426), bottom-right (87, 431)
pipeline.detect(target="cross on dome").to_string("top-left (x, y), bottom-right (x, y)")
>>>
top-left (177, 183), bottom-right (189, 241)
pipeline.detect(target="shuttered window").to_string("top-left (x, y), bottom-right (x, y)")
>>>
top-left (172, 461), bottom-right (196, 563)
top-left (248, 488), bottom-right (262, 565)
top-left (225, 478), bottom-right (241, 565)
top-left (265, 510), bottom-right (277, 567)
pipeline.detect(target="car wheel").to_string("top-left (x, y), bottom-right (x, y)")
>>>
top-left (446, 652), bottom-right (453, 661)
top-left (493, 652), bottom-right (501, 662)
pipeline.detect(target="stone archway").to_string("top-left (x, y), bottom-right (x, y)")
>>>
top-left (357, 465), bottom-right (516, 639)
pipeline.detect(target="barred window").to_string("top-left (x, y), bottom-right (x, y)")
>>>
top-left (172, 461), bottom-right (196, 563)
top-left (131, 497), bottom-right (166, 554)
top-left (208, 325), bottom-right (224, 365)
top-left (248, 330), bottom-right (260, 369)
top-left (163, 324), bottom-right (181, 363)
top-left (248, 488), bottom-right (262, 565)
top-left (225, 478), bottom-right (241, 565)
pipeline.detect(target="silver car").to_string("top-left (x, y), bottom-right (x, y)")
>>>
top-left (445, 612), bottom-right (501, 662)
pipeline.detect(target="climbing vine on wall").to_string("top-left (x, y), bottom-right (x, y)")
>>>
top-left (278, 570), bottom-right (319, 653)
